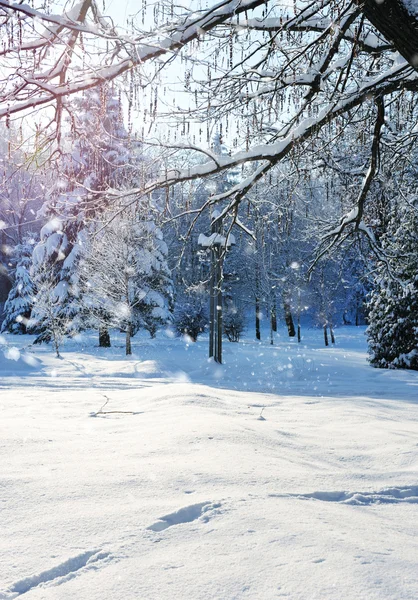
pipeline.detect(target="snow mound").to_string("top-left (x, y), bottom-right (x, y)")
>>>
top-left (0, 347), bottom-right (42, 375)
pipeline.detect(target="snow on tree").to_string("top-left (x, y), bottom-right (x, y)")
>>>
top-left (367, 202), bottom-right (418, 370)
top-left (80, 211), bottom-right (172, 355)
top-left (29, 219), bottom-right (70, 344)
top-left (4, 0), bottom-right (418, 365)
top-left (2, 0), bottom-right (418, 242)
top-left (66, 86), bottom-right (142, 195)
top-left (29, 85), bottom-right (143, 346)
top-left (1, 236), bottom-right (36, 334)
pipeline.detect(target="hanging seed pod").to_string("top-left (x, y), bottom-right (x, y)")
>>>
top-left (154, 88), bottom-right (158, 117)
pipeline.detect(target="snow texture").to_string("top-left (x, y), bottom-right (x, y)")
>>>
top-left (1, 326), bottom-right (418, 599)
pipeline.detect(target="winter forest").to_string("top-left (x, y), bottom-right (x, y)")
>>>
top-left (1, 1), bottom-right (418, 599)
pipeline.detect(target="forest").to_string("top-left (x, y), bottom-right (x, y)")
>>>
top-left (0, 0), bottom-right (417, 367)
top-left (1, 2), bottom-right (418, 599)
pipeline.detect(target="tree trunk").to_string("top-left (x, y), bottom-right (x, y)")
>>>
top-left (359, 0), bottom-right (418, 70)
top-left (255, 254), bottom-right (261, 340)
top-left (216, 254), bottom-right (223, 364)
top-left (324, 325), bottom-right (329, 347)
top-left (126, 328), bottom-right (132, 355)
top-left (99, 327), bottom-right (111, 347)
top-left (271, 302), bottom-right (277, 332)
top-left (283, 300), bottom-right (296, 337)
top-left (209, 249), bottom-right (215, 358)
top-left (255, 298), bottom-right (261, 340)
top-left (330, 327), bottom-right (335, 345)
top-left (53, 332), bottom-right (60, 358)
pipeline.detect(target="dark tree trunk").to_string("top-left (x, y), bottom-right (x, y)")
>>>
top-left (126, 328), bottom-right (132, 355)
top-left (216, 259), bottom-right (223, 364)
top-left (283, 301), bottom-right (296, 337)
top-left (324, 325), bottom-right (329, 347)
top-left (255, 298), bottom-right (261, 340)
top-left (359, 0), bottom-right (418, 70)
top-left (99, 327), bottom-right (111, 347)
top-left (330, 327), bottom-right (335, 345)
top-left (271, 302), bottom-right (277, 332)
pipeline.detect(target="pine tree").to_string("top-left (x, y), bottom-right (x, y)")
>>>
top-left (29, 219), bottom-right (70, 343)
top-left (1, 237), bottom-right (36, 334)
top-left (80, 211), bottom-right (173, 355)
top-left (133, 221), bottom-right (173, 338)
top-left (66, 85), bottom-right (141, 195)
top-left (367, 204), bottom-right (418, 370)
top-left (31, 85), bottom-right (142, 346)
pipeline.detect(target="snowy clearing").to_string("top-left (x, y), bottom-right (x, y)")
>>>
top-left (1, 327), bottom-right (418, 599)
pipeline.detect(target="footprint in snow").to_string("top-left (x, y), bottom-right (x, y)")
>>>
top-left (0, 550), bottom-right (113, 599)
top-left (147, 501), bottom-right (221, 532)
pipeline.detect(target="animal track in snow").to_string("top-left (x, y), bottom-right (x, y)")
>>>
top-left (270, 486), bottom-right (418, 505)
top-left (147, 501), bottom-right (221, 532)
top-left (0, 550), bottom-right (113, 598)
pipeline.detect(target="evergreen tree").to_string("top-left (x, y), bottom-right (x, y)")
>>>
top-left (80, 212), bottom-right (173, 355)
top-left (31, 85), bottom-right (142, 346)
top-left (1, 237), bottom-right (36, 334)
top-left (132, 221), bottom-right (173, 338)
top-left (29, 219), bottom-right (70, 343)
top-left (367, 204), bottom-right (418, 370)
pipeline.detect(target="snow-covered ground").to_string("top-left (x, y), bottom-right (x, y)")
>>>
top-left (1, 326), bottom-right (418, 600)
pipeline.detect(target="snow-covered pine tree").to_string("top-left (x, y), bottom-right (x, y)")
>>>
top-left (132, 221), bottom-right (173, 338)
top-left (29, 219), bottom-right (70, 344)
top-left (1, 237), bottom-right (36, 334)
top-left (367, 203), bottom-right (418, 370)
top-left (80, 211), bottom-right (173, 355)
top-left (31, 85), bottom-right (142, 347)
top-left (67, 85), bottom-right (140, 194)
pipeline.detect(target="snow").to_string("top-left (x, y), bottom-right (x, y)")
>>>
top-left (198, 232), bottom-right (236, 248)
top-left (1, 326), bottom-right (418, 599)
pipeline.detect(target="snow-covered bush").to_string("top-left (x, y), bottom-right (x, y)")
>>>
top-left (223, 305), bottom-right (245, 342)
top-left (173, 295), bottom-right (208, 342)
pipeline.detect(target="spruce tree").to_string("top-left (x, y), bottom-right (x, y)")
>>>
top-left (1, 237), bottom-right (36, 334)
top-left (29, 220), bottom-right (70, 343)
top-left (80, 212), bottom-right (173, 354)
top-left (367, 204), bottom-right (418, 370)
top-left (31, 85), bottom-right (141, 345)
